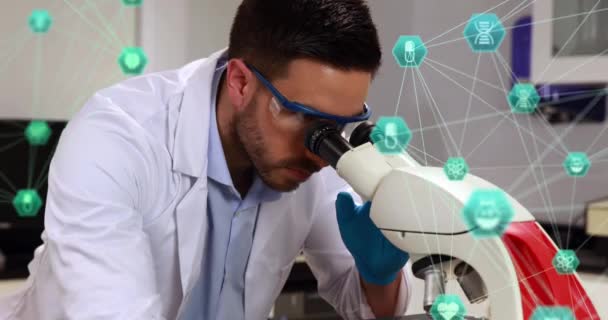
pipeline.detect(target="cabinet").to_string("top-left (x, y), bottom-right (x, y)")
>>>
top-left (532, 0), bottom-right (608, 83)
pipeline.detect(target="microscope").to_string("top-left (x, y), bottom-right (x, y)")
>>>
top-left (305, 121), bottom-right (600, 320)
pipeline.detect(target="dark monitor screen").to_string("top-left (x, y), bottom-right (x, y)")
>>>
top-left (0, 119), bottom-right (66, 278)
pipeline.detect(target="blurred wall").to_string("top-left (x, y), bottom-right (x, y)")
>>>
top-left (140, 0), bottom-right (241, 72)
top-left (2, 0), bottom-right (605, 226)
top-left (0, 0), bottom-right (136, 120)
top-left (140, 0), bottom-right (608, 226)
top-left (367, 0), bottom-right (608, 226)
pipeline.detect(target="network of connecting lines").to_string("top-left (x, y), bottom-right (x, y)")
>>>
top-left (0, 1), bottom-right (607, 319)
top-left (374, 2), bottom-right (607, 319)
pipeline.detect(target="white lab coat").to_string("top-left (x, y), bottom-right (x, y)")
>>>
top-left (0, 49), bottom-right (411, 320)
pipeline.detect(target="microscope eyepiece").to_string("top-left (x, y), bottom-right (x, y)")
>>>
top-left (304, 121), bottom-right (352, 169)
top-left (349, 121), bottom-right (376, 147)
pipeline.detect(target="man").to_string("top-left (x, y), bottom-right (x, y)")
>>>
top-left (0, 0), bottom-right (411, 319)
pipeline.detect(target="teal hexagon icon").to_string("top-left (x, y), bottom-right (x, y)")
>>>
top-left (552, 249), bottom-right (580, 274)
top-left (463, 13), bottom-right (505, 52)
top-left (443, 157), bottom-right (469, 181)
top-left (122, 0), bottom-right (143, 7)
top-left (392, 35), bottom-right (427, 68)
top-left (12, 189), bottom-right (43, 217)
top-left (462, 189), bottom-right (514, 238)
top-left (430, 294), bottom-right (466, 320)
top-left (508, 83), bottom-right (540, 114)
top-left (370, 117), bottom-right (412, 155)
top-left (122, 0), bottom-right (143, 6)
top-left (29, 9), bottom-right (53, 34)
top-left (531, 306), bottom-right (575, 320)
top-left (118, 47), bottom-right (148, 75)
top-left (25, 120), bottom-right (52, 146)
top-left (563, 152), bottom-right (591, 177)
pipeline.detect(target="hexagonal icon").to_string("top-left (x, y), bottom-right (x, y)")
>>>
top-left (392, 35), bottom-right (427, 68)
top-left (443, 157), bottom-right (469, 181)
top-left (462, 189), bottom-right (514, 238)
top-left (530, 306), bottom-right (575, 320)
top-left (29, 9), bottom-right (53, 33)
top-left (463, 13), bottom-right (506, 52)
top-left (430, 294), bottom-right (466, 320)
top-left (122, 0), bottom-right (143, 6)
top-left (552, 249), bottom-right (580, 274)
top-left (508, 83), bottom-right (541, 114)
top-left (563, 152), bottom-right (591, 177)
top-left (118, 47), bottom-right (148, 75)
top-left (24, 120), bottom-right (52, 146)
top-left (12, 189), bottom-right (43, 217)
top-left (370, 116), bottom-right (412, 155)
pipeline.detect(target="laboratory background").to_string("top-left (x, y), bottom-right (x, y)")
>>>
top-left (0, 0), bottom-right (607, 319)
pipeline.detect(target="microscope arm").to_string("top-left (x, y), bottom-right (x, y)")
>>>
top-left (306, 122), bottom-right (599, 319)
top-left (334, 142), bottom-right (526, 319)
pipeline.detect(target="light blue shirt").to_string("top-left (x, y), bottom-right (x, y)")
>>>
top-left (180, 57), bottom-right (281, 320)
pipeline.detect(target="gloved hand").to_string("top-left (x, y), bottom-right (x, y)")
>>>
top-left (335, 192), bottom-right (410, 286)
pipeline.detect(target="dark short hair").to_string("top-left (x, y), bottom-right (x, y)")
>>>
top-left (228, 0), bottom-right (382, 80)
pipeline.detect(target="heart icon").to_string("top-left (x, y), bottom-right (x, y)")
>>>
top-left (437, 302), bottom-right (460, 320)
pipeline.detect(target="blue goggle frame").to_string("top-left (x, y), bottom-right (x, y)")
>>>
top-left (247, 63), bottom-right (372, 125)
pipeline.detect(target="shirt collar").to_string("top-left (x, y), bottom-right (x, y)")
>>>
top-left (207, 57), bottom-right (232, 186)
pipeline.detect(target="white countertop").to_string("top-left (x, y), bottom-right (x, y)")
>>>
top-left (1, 271), bottom-right (606, 316)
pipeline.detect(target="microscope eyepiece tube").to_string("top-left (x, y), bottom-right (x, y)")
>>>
top-left (305, 121), bottom-right (393, 201)
top-left (348, 121), bottom-right (376, 147)
top-left (305, 121), bottom-right (353, 168)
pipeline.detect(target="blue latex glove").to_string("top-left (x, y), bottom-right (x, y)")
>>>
top-left (335, 192), bottom-right (410, 286)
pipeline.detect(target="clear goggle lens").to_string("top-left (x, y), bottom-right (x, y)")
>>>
top-left (268, 97), bottom-right (356, 134)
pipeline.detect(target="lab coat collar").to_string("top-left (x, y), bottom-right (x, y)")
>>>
top-left (171, 50), bottom-right (229, 301)
top-left (172, 48), bottom-right (228, 177)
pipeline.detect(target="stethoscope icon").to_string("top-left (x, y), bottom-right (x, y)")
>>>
top-left (384, 122), bottom-right (400, 150)
top-left (370, 121), bottom-right (405, 152)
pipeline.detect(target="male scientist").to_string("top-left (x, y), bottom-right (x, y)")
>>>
top-left (0, 0), bottom-right (411, 319)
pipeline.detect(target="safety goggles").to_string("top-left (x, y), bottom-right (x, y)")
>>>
top-left (247, 63), bottom-right (371, 132)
